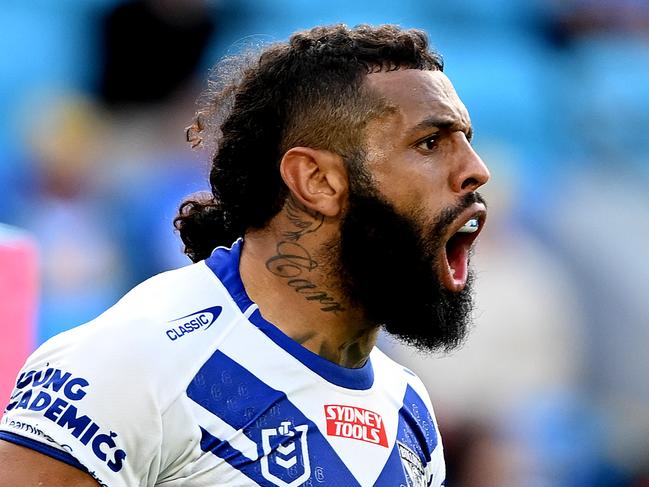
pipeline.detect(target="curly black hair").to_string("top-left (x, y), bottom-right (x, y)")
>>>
top-left (174, 24), bottom-right (443, 262)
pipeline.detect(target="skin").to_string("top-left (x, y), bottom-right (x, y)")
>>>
top-left (0, 69), bottom-right (489, 485)
top-left (363, 70), bottom-right (483, 223)
top-left (0, 441), bottom-right (99, 486)
top-left (241, 69), bottom-right (490, 367)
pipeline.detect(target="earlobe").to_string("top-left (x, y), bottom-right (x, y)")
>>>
top-left (279, 147), bottom-right (348, 218)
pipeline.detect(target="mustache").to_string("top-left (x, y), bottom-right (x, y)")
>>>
top-left (431, 192), bottom-right (487, 237)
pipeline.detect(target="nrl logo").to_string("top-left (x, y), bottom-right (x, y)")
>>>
top-left (398, 441), bottom-right (427, 487)
top-left (261, 421), bottom-right (310, 487)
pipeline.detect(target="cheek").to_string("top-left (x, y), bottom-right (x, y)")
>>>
top-left (373, 160), bottom-right (448, 216)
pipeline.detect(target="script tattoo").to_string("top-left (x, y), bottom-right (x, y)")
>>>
top-left (266, 197), bottom-right (344, 313)
top-left (283, 196), bottom-right (325, 241)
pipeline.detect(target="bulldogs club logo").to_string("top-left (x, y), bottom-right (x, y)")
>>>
top-left (261, 421), bottom-right (310, 487)
top-left (397, 441), bottom-right (427, 487)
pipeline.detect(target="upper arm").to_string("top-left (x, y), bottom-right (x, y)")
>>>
top-left (0, 319), bottom-right (164, 487)
top-left (0, 439), bottom-right (99, 487)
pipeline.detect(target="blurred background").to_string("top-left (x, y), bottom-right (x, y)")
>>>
top-left (0, 0), bottom-right (648, 485)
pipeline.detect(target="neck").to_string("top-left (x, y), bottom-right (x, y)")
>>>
top-left (239, 201), bottom-right (377, 368)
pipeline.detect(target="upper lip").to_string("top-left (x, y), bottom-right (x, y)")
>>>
top-left (442, 202), bottom-right (487, 244)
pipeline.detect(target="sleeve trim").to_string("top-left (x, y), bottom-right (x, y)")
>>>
top-left (0, 430), bottom-right (88, 474)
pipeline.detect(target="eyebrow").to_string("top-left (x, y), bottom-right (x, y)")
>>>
top-left (409, 115), bottom-right (474, 141)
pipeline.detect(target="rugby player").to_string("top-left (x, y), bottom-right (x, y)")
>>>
top-left (0, 24), bottom-right (489, 486)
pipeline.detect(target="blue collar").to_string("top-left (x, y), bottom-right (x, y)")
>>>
top-left (205, 239), bottom-right (374, 390)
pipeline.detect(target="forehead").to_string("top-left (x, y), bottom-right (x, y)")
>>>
top-left (364, 69), bottom-right (470, 133)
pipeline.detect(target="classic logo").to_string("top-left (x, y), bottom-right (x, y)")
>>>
top-left (165, 306), bottom-right (222, 341)
top-left (261, 421), bottom-right (310, 487)
top-left (324, 404), bottom-right (388, 447)
top-left (397, 441), bottom-right (427, 487)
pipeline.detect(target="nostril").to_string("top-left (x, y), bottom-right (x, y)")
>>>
top-left (461, 177), bottom-right (479, 190)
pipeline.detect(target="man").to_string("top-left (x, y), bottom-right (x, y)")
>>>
top-left (0, 24), bottom-right (489, 486)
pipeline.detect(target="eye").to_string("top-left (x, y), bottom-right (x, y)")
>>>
top-left (416, 134), bottom-right (440, 152)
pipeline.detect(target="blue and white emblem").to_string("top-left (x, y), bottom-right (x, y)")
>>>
top-left (398, 441), bottom-right (427, 487)
top-left (261, 421), bottom-right (310, 487)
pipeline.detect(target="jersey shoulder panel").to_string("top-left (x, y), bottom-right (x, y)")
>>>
top-left (371, 346), bottom-right (439, 406)
top-left (0, 261), bottom-right (243, 487)
top-left (371, 345), bottom-right (447, 487)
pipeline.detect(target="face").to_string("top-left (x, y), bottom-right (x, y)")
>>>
top-left (338, 69), bottom-right (490, 352)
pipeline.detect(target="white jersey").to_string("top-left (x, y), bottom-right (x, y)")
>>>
top-left (1, 239), bottom-right (446, 487)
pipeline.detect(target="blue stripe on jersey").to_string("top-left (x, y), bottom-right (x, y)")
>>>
top-left (205, 239), bottom-right (374, 391)
top-left (198, 426), bottom-right (268, 485)
top-left (398, 384), bottom-right (438, 464)
top-left (373, 438), bottom-right (412, 486)
top-left (206, 239), bottom-right (251, 314)
top-left (187, 349), bottom-right (361, 486)
top-left (374, 385), bottom-right (438, 486)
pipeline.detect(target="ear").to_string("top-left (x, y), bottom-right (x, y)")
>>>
top-left (279, 147), bottom-right (348, 218)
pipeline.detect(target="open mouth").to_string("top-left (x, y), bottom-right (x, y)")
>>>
top-left (438, 204), bottom-right (486, 292)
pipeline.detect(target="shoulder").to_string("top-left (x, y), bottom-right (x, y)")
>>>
top-left (371, 345), bottom-right (442, 441)
top-left (33, 261), bottom-right (243, 405)
top-left (372, 345), bottom-right (440, 420)
top-left (0, 260), bottom-right (245, 486)
top-left (371, 346), bottom-right (432, 399)
top-left (371, 346), bottom-right (447, 486)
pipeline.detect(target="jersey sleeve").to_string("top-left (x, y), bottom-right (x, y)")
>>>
top-left (0, 312), bottom-right (163, 487)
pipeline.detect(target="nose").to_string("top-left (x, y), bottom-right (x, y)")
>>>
top-left (448, 133), bottom-right (490, 194)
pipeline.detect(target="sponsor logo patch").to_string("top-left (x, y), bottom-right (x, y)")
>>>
top-left (165, 305), bottom-right (222, 341)
top-left (5, 365), bottom-right (127, 473)
top-left (324, 404), bottom-right (388, 447)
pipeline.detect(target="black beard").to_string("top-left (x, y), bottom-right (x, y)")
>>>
top-left (338, 170), bottom-right (481, 353)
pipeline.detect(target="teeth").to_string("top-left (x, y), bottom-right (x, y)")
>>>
top-left (457, 218), bottom-right (479, 233)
